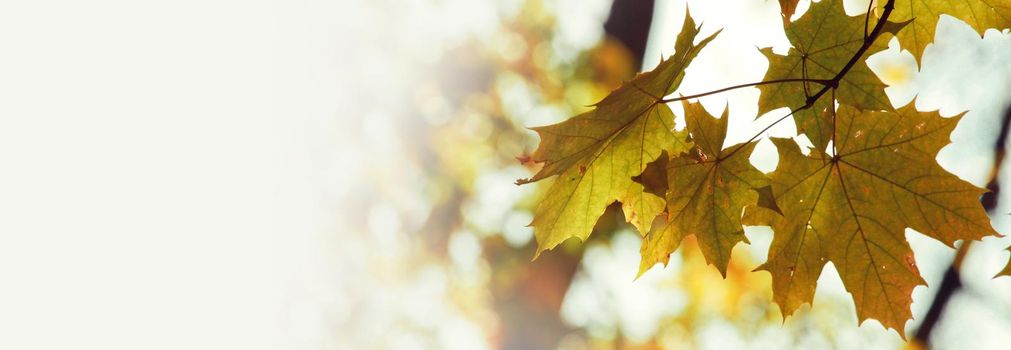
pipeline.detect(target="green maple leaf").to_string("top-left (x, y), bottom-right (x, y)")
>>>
top-left (517, 13), bottom-right (719, 256)
top-left (635, 101), bottom-right (769, 277)
top-left (881, 0), bottom-right (1011, 61)
top-left (753, 103), bottom-right (997, 337)
top-left (759, 0), bottom-right (895, 114)
top-left (759, 0), bottom-right (905, 153)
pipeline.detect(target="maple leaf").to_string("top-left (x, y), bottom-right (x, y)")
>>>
top-left (880, 0), bottom-right (1011, 61)
top-left (517, 13), bottom-right (719, 256)
top-left (635, 102), bottom-right (769, 277)
top-left (754, 103), bottom-right (997, 337)
top-left (758, 0), bottom-right (904, 151)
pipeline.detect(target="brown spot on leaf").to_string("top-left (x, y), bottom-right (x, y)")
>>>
top-left (516, 153), bottom-right (533, 165)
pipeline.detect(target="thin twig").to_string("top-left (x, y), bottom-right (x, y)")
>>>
top-left (659, 78), bottom-right (829, 103)
top-left (864, 0), bottom-right (874, 39)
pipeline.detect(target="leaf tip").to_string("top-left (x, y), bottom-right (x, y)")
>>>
top-left (995, 248), bottom-right (1011, 278)
top-left (894, 324), bottom-right (909, 341)
top-left (531, 246), bottom-right (545, 261)
top-left (753, 185), bottom-right (784, 215)
top-left (881, 18), bottom-right (914, 36)
top-left (634, 263), bottom-right (652, 281)
top-left (716, 264), bottom-right (729, 279)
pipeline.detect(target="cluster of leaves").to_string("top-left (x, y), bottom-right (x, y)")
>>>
top-left (518, 0), bottom-right (1011, 336)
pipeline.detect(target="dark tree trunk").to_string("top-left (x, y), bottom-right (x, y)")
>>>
top-left (604, 0), bottom-right (654, 68)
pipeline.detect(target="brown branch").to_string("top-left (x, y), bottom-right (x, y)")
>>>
top-left (658, 78), bottom-right (830, 103)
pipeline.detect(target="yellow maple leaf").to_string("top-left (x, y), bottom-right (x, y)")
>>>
top-left (755, 103), bottom-right (998, 337)
top-left (517, 12), bottom-right (719, 257)
top-left (636, 101), bottom-right (770, 277)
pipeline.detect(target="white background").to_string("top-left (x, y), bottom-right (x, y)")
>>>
top-left (0, 1), bottom-right (290, 348)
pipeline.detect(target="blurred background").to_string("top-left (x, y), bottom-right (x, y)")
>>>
top-left (1, 0), bottom-right (1009, 349)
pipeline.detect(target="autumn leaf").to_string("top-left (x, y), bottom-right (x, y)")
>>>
top-left (881, 0), bottom-right (1011, 61)
top-left (758, 0), bottom-right (899, 141)
top-left (636, 102), bottom-right (769, 277)
top-left (517, 13), bottom-right (719, 256)
top-left (756, 103), bottom-right (998, 336)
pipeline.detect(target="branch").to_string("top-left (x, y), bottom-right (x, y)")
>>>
top-left (659, 79), bottom-right (830, 103)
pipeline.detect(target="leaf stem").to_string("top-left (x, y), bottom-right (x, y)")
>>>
top-left (658, 78), bottom-right (830, 103)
